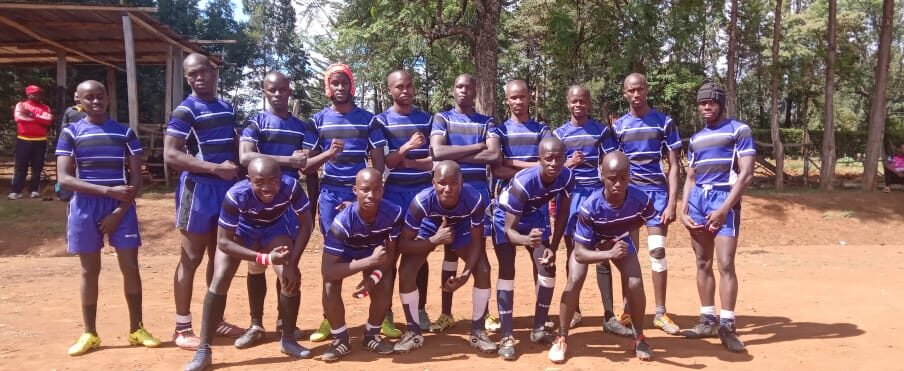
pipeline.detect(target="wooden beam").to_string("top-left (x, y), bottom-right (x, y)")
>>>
top-left (106, 67), bottom-right (118, 120)
top-left (0, 15), bottom-right (123, 71)
top-left (188, 39), bottom-right (238, 44)
top-left (165, 46), bottom-right (173, 124)
top-left (126, 13), bottom-right (208, 64)
top-left (0, 3), bottom-right (157, 12)
top-left (122, 15), bottom-right (139, 132)
top-left (0, 52), bottom-right (168, 59)
top-left (1, 39), bottom-right (167, 49)
top-left (56, 50), bottom-right (66, 114)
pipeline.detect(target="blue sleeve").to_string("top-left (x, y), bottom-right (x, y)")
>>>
top-left (486, 117), bottom-right (499, 139)
top-left (404, 195), bottom-right (427, 232)
top-left (368, 113), bottom-right (387, 149)
top-left (302, 116), bottom-right (320, 150)
top-left (55, 127), bottom-right (74, 157)
top-left (470, 193), bottom-right (488, 228)
top-left (498, 182), bottom-right (527, 216)
top-left (600, 126), bottom-right (618, 154)
top-left (735, 124), bottom-right (756, 157)
top-left (539, 123), bottom-right (553, 139)
top-left (328, 210), bottom-right (352, 240)
top-left (218, 191), bottom-right (241, 231)
top-left (664, 116), bottom-right (682, 150)
top-left (290, 180), bottom-right (311, 214)
top-left (389, 206), bottom-right (403, 241)
top-left (430, 113), bottom-right (447, 137)
top-left (241, 117), bottom-right (261, 144)
top-left (125, 128), bottom-right (144, 156)
top-left (564, 171), bottom-right (576, 198)
top-left (573, 209), bottom-right (597, 248)
top-left (166, 106), bottom-right (194, 139)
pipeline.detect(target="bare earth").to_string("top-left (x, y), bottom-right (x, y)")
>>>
top-left (0, 189), bottom-right (902, 370)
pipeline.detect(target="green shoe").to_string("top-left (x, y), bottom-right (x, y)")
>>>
top-left (68, 333), bottom-right (100, 356)
top-left (381, 315), bottom-right (402, 339)
top-left (309, 318), bottom-right (330, 343)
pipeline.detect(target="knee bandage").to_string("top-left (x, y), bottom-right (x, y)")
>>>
top-left (247, 260), bottom-right (267, 275)
top-left (537, 275), bottom-right (556, 289)
top-left (648, 235), bottom-right (667, 272)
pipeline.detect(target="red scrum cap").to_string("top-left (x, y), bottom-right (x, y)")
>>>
top-left (25, 85), bottom-right (43, 95)
top-left (324, 63), bottom-right (355, 99)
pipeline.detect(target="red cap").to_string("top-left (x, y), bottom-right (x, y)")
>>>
top-left (324, 63), bottom-right (355, 99)
top-left (25, 85), bottom-right (43, 95)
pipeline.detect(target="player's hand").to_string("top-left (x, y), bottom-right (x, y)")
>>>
top-left (213, 160), bottom-right (239, 180)
top-left (352, 276), bottom-right (376, 299)
top-left (269, 246), bottom-right (291, 265)
top-left (280, 265), bottom-right (301, 293)
top-left (98, 208), bottom-right (126, 234)
top-left (429, 217), bottom-right (454, 246)
top-left (105, 185), bottom-right (136, 202)
top-left (368, 245), bottom-right (389, 267)
top-left (680, 208), bottom-right (704, 231)
top-left (403, 132), bottom-right (426, 152)
top-left (335, 201), bottom-right (352, 212)
top-left (606, 240), bottom-right (629, 260)
top-left (328, 139), bottom-right (345, 158)
top-left (538, 247), bottom-right (556, 269)
top-left (528, 228), bottom-right (544, 249)
top-left (705, 209), bottom-right (728, 233)
top-left (442, 268), bottom-right (470, 292)
top-left (566, 151), bottom-right (584, 167)
top-left (660, 204), bottom-right (677, 226)
top-left (289, 150), bottom-right (307, 169)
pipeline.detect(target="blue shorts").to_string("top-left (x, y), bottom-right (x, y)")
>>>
top-left (324, 244), bottom-right (375, 262)
top-left (67, 192), bottom-right (141, 254)
top-left (562, 186), bottom-right (596, 237)
top-left (384, 184), bottom-right (429, 212)
top-left (687, 185), bottom-right (741, 238)
top-left (236, 213), bottom-right (299, 250)
top-left (466, 182), bottom-right (491, 238)
top-left (175, 172), bottom-right (233, 234)
top-left (642, 189), bottom-right (669, 227)
top-left (491, 206), bottom-right (550, 247)
top-left (318, 185), bottom-right (356, 236)
top-left (418, 218), bottom-right (474, 250)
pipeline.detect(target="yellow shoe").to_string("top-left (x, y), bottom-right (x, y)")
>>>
top-left (309, 318), bottom-right (331, 343)
top-left (68, 333), bottom-right (100, 356)
top-left (653, 313), bottom-right (680, 335)
top-left (618, 312), bottom-right (633, 327)
top-left (381, 316), bottom-right (402, 339)
top-left (485, 315), bottom-right (501, 333)
top-left (128, 326), bottom-right (161, 348)
top-left (428, 313), bottom-right (455, 333)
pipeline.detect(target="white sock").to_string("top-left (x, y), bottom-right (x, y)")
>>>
top-left (720, 309), bottom-right (736, 320)
top-left (472, 287), bottom-right (490, 321)
top-left (701, 306), bottom-right (716, 316)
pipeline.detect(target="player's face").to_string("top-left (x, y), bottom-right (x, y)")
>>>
top-left (329, 73), bottom-right (351, 104)
top-left (389, 74), bottom-right (415, 106)
top-left (433, 172), bottom-right (462, 207)
top-left (538, 147), bottom-right (565, 179)
top-left (184, 62), bottom-right (216, 96)
top-left (601, 166), bottom-right (630, 198)
top-left (453, 77), bottom-right (476, 108)
top-left (505, 83), bottom-right (530, 118)
top-left (698, 100), bottom-right (721, 123)
top-left (78, 86), bottom-right (108, 118)
top-left (567, 90), bottom-right (590, 120)
top-left (264, 79), bottom-right (291, 112)
top-left (354, 177), bottom-right (384, 210)
top-left (249, 173), bottom-right (281, 204)
top-left (623, 80), bottom-right (648, 110)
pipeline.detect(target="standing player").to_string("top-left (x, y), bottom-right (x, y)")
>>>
top-left (493, 137), bottom-right (574, 359)
top-left (602, 73), bottom-right (683, 335)
top-left (552, 85), bottom-right (619, 330)
top-left (374, 70), bottom-right (434, 330)
top-left (393, 161), bottom-right (494, 354)
top-left (165, 53), bottom-right (243, 350)
top-left (302, 63), bottom-right (394, 342)
top-left (679, 81), bottom-right (754, 353)
top-left (318, 168), bottom-right (400, 362)
top-left (429, 74), bottom-right (501, 333)
top-left (235, 71), bottom-right (307, 348)
top-left (59, 80), bottom-right (160, 356)
top-left (184, 157), bottom-right (314, 371)
top-left (549, 152), bottom-right (653, 363)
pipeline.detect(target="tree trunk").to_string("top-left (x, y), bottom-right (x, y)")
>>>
top-left (474, 0), bottom-right (501, 117)
top-left (819, 0), bottom-right (837, 190)
top-left (862, 0), bottom-right (894, 191)
top-left (769, 0), bottom-right (785, 190)
top-left (725, 0), bottom-right (739, 117)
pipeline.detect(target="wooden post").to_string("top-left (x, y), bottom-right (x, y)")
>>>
top-left (802, 130), bottom-right (810, 187)
top-left (106, 67), bottom-right (118, 120)
top-left (172, 47), bottom-right (184, 108)
top-left (55, 50), bottom-right (66, 116)
top-left (165, 46), bottom-right (173, 123)
top-left (122, 15), bottom-right (139, 132)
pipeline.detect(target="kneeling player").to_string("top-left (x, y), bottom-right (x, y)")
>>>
top-left (491, 137), bottom-right (574, 359)
top-left (549, 152), bottom-right (653, 363)
top-left (319, 168), bottom-right (401, 362)
top-left (185, 157), bottom-right (314, 371)
top-left (60, 80), bottom-right (160, 356)
top-left (394, 161), bottom-right (495, 354)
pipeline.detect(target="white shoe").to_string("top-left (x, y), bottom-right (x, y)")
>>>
top-left (548, 336), bottom-right (567, 363)
top-left (569, 312), bottom-right (583, 329)
top-left (7, 193), bottom-right (22, 200)
top-left (30, 191), bottom-right (40, 198)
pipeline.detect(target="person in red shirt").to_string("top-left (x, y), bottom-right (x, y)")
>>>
top-left (10, 85), bottom-right (53, 200)
top-left (884, 143), bottom-right (904, 193)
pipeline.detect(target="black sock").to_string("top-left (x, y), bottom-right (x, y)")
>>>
top-left (247, 273), bottom-right (266, 327)
top-left (200, 292), bottom-right (227, 345)
top-left (416, 262), bottom-right (429, 310)
top-left (83, 304), bottom-right (97, 335)
top-left (596, 262), bottom-right (614, 320)
top-left (278, 293), bottom-right (301, 340)
top-left (125, 293), bottom-right (142, 332)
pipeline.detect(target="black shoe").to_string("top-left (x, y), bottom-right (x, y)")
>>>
top-left (276, 319), bottom-right (305, 340)
top-left (718, 323), bottom-right (746, 352)
top-left (280, 337), bottom-right (313, 358)
top-left (362, 335), bottom-right (394, 355)
top-left (234, 325), bottom-right (265, 349)
top-left (183, 344), bottom-right (212, 371)
top-left (529, 328), bottom-right (555, 345)
top-left (683, 315), bottom-right (719, 339)
top-left (322, 338), bottom-right (351, 362)
top-left (497, 334), bottom-right (516, 360)
top-left (602, 316), bottom-right (634, 337)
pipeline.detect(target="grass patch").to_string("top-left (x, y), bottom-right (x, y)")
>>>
top-left (0, 201), bottom-right (48, 222)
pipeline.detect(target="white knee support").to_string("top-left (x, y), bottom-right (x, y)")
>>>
top-left (648, 235), bottom-right (667, 272)
top-left (442, 260), bottom-right (459, 271)
top-left (537, 275), bottom-right (555, 289)
top-left (247, 260), bottom-right (267, 275)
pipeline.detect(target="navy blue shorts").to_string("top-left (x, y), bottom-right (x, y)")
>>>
top-left (175, 172), bottom-right (234, 234)
top-left (67, 192), bottom-right (141, 254)
top-left (384, 184), bottom-right (429, 212)
top-left (561, 186), bottom-right (596, 237)
top-left (491, 205), bottom-right (550, 247)
top-left (687, 185), bottom-right (741, 238)
top-left (317, 185), bottom-right (355, 236)
top-left (236, 213), bottom-right (299, 250)
top-left (418, 217), bottom-right (474, 250)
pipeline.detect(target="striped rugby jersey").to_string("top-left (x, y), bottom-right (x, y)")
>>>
top-left (241, 111), bottom-right (306, 179)
top-left (574, 186), bottom-right (655, 253)
top-left (303, 106), bottom-right (386, 188)
top-left (55, 118), bottom-right (143, 186)
top-left (497, 118), bottom-right (551, 164)
top-left (218, 175), bottom-right (310, 229)
top-left (324, 199), bottom-right (404, 254)
top-left (166, 95), bottom-right (237, 170)
top-left (373, 107), bottom-right (432, 188)
top-left (403, 183), bottom-right (487, 232)
top-left (552, 118), bottom-right (618, 187)
top-left (687, 118), bottom-right (756, 187)
top-left (430, 108), bottom-right (497, 189)
top-left (613, 109), bottom-right (682, 190)
top-left (498, 166), bottom-right (575, 216)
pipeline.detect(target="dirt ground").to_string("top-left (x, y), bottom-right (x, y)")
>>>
top-left (0, 184), bottom-right (902, 370)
